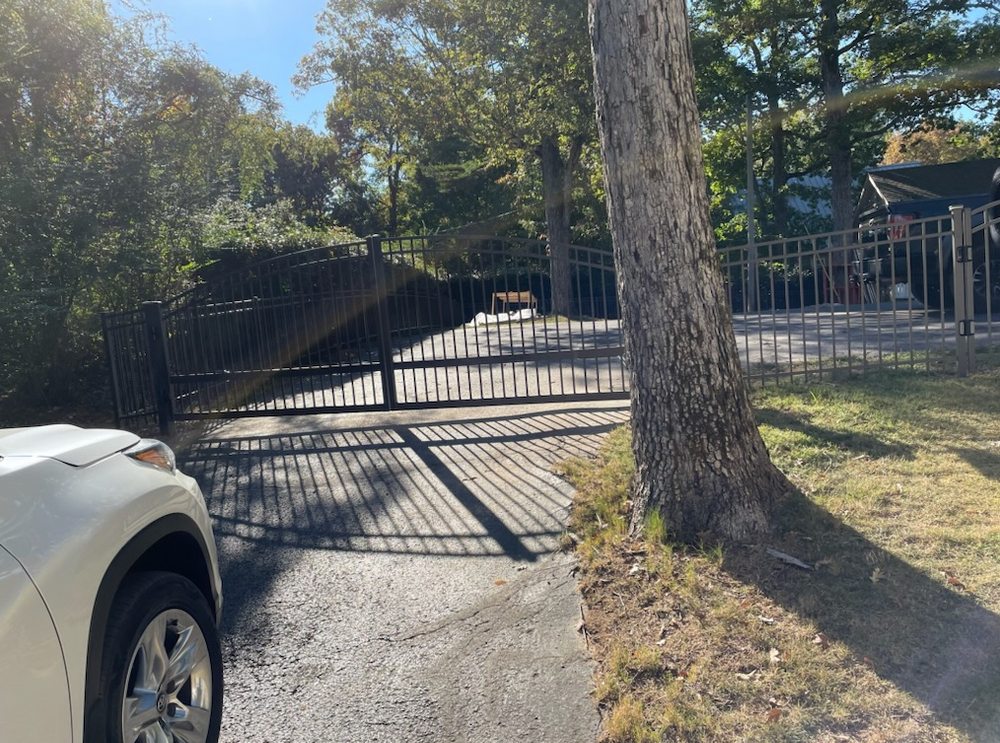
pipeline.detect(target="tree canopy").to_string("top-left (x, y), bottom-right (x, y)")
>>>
top-left (3, 0), bottom-right (999, 414)
top-left (692, 0), bottom-right (1000, 239)
top-left (297, 0), bottom-right (604, 313)
top-left (0, 0), bottom-right (353, 405)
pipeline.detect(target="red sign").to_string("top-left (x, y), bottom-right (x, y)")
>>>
top-left (888, 214), bottom-right (914, 239)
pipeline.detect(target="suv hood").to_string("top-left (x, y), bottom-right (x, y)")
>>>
top-left (0, 425), bottom-right (140, 467)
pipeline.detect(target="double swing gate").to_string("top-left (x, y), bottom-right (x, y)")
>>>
top-left (103, 235), bottom-right (627, 433)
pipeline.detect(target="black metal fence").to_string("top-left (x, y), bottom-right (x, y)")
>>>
top-left (105, 207), bottom-right (1000, 433)
top-left (721, 202), bottom-right (1000, 384)
top-left (102, 308), bottom-right (160, 432)
top-left (103, 235), bottom-right (626, 432)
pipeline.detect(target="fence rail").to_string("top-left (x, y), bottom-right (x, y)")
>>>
top-left (105, 208), bottom-right (1000, 432)
top-left (101, 309), bottom-right (159, 432)
top-left (104, 235), bottom-right (626, 432)
top-left (722, 201), bottom-right (1000, 385)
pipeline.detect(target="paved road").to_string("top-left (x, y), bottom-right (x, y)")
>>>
top-left (167, 303), bottom-right (1000, 741)
top-left (176, 402), bottom-right (629, 743)
top-left (267, 308), bottom-right (1000, 410)
top-left (732, 306), bottom-right (1000, 370)
top-left (194, 306), bottom-right (1000, 421)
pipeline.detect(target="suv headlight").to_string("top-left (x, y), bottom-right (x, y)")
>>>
top-left (125, 439), bottom-right (176, 474)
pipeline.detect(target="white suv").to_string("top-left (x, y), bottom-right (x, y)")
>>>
top-left (0, 424), bottom-right (223, 743)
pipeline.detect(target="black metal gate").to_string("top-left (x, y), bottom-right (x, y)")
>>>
top-left (103, 235), bottom-right (626, 432)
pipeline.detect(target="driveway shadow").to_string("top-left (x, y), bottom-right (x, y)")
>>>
top-left (726, 491), bottom-right (1000, 741)
top-left (177, 405), bottom-right (627, 632)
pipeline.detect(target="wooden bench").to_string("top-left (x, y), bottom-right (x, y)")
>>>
top-left (491, 291), bottom-right (538, 315)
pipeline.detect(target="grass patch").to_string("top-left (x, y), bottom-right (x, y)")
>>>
top-left (566, 360), bottom-right (1000, 742)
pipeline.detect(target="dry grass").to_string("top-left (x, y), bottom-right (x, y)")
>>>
top-left (565, 357), bottom-right (1000, 743)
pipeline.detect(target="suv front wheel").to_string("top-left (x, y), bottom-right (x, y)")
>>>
top-left (90, 571), bottom-right (223, 743)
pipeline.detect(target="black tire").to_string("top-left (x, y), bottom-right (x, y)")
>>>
top-left (86, 572), bottom-right (223, 743)
top-left (973, 253), bottom-right (1000, 315)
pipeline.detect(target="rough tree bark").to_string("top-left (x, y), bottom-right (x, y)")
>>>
top-left (588, 0), bottom-right (789, 542)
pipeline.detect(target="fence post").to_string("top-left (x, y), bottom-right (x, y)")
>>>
top-left (368, 235), bottom-right (398, 410)
top-left (101, 312), bottom-right (124, 429)
top-left (950, 206), bottom-right (976, 377)
top-left (142, 301), bottom-right (175, 436)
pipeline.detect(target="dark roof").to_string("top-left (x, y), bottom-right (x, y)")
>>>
top-left (856, 158), bottom-right (1000, 224)
top-left (868, 158), bottom-right (1000, 204)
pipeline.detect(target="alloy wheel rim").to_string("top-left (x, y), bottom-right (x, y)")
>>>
top-left (973, 261), bottom-right (1000, 302)
top-left (121, 608), bottom-right (214, 743)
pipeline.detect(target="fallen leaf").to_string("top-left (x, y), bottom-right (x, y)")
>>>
top-left (812, 632), bottom-right (830, 650)
top-left (767, 707), bottom-right (783, 723)
top-left (494, 580), bottom-right (508, 586)
top-left (946, 575), bottom-right (969, 591)
top-left (740, 598), bottom-right (754, 609)
top-left (863, 656), bottom-right (875, 669)
top-left (735, 670), bottom-right (757, 680)
top-left (870, 567), bottom-right (884, 583)
top-left (769, 648), bottom-right (783, 665)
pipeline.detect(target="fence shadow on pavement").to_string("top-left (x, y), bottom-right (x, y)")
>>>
top-left (177, 405), bottom-right (627, 628)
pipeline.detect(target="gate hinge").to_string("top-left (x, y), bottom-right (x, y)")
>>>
top-left (959, 319), bottom-right (976, 337)
top-left (955, 245), bottom-right (974, 263)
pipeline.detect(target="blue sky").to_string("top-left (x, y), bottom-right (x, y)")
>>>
top-left (133, 0), bottom-right (332, 129)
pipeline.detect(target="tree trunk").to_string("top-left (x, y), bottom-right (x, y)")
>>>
top-left (768, 97), bottom-right (789, 237)
top-left (589, 0), bottom-right (788, 542)
top-left (819, 0), bottom-right (854, 234)
top-left (387, 160), bottom-right (402, 235)
top-left (539, 135), bottom-right (581, 318)
top-left (765, 29), bottom-right (789, 237)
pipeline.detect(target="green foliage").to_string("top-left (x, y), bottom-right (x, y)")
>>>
top-left (297, 0), bottom-right (604, 244)
top-left (262, 125), bottom-right (345, 226)
top-left (0, 0), bottom-right (355, 406)
top-left (692, 0), bottom-right (998, 238)
top-left (202, 198), bottom-right (357, 259)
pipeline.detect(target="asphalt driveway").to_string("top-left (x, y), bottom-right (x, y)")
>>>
top-left (176, 402), bottom-right (628, 742)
